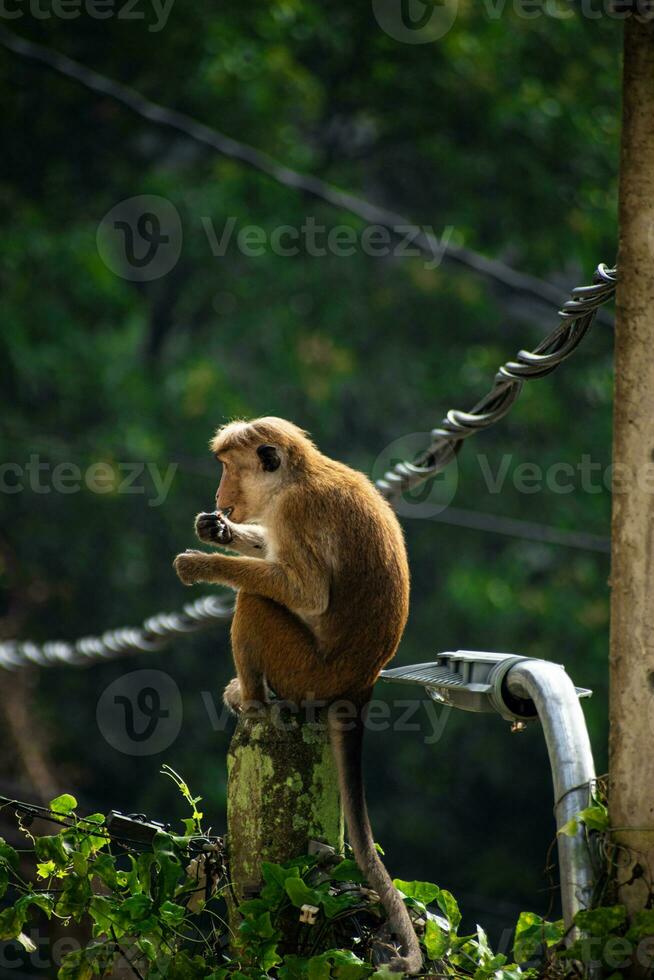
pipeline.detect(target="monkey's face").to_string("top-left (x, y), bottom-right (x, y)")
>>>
top-left (215, 444), bottom-right (282, 523)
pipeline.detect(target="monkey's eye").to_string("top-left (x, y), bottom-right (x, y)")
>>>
top-left (256, 445), bottom-right (281, 472)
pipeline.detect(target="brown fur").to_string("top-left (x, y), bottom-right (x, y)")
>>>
top-left (173, 417), bottom-right (421, 973)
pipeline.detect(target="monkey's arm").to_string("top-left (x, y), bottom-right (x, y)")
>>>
top-left (174, 551), bottom-right (329, 615)
top-left (195, 512), bottom-right (267, 557)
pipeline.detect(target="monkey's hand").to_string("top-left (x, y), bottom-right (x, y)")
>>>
top-left (195, 511), bottom-right (233, 546)
top-left (173, 549), bottom-right (212, 586)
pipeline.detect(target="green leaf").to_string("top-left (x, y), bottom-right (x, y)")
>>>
top-left (261, 860), bottom-right (301, 904)
top-left (49, 794), bottom-right (77, 816)
top-left (35, 834), bottom-right (71, 869)
top-left (436, 889), bottom-right (462, 930)
top-left (78, 814), bottom-right (107, 856)
top-left (0, 838), bottom-right (19, 870)
top-left (393, 879), bottom-right (440, 904)
top-left (152, 832), bottom-right (183, 901)
top-left (514, 911), bottom-right (565, 963)
top-left (160, 900), bottom-right (186, 927)
top-left (575, 905), bottom-right (627, 935)
top-left (238, 897), bottom-right (270, 917)
top-left (57, 949), bottom-right (94, 980)
top-left (424, 918), bottom-right (450, 959)
top-left (627, 909), bottom-right (654, 941)
top-left (167, 951), bottom-right (213, 979)
top-left (92, 852), bottom-right (118, 890)
top-left (26, 892), bottom-right (55, 918)
top-left (330, 859), bottom-right (365, 883)
top-left (243, 909), bottom-right (277, 940)
top-left (122, 893), bottom-right (155, 922)
top-left (55, 875), bottom-right (92, 919)
top-left (321, 890), bottom-right (359, 919)
top-left (89, 896), bottom-right (118, 935)
top-left (71, 851), bottom-right (88, 877)
top-left (259, 938), bottom-right (283, 971)
top-left (137, 935), bottom-right (159, 963)
top-left (0, 865), bottom-right (8, 899)
top-left (0, 905), bottom-right (28, 941)
top-left (578, 805), bottom-right (609, 832)
top-left (37, 860), bottom-right (57, 879)
top-left (57, 944), bottom-right (113, 980)
top-left (307, 949), bottom-right (372, 980)
top-left (284, 876), bottom-right (322, 908)
top-left (558, 819), bottom-right (579, 837)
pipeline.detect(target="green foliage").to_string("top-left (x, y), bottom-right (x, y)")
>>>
top-left (513, 789), bottom-right (654, 976)
top-left (559, 798), bottom-right (609, 838)
top-left (0, 0), bottom-right (620, 939)
top-left (0, 781), bottom-right (540, 979)
top-left (513, 912), bottom-right (565, 964)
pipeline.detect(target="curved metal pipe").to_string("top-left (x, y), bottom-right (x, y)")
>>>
top-left (505, 659), bottom-right (596, 929)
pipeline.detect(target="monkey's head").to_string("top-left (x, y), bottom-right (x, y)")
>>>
top-left (210, 417), bottom-right (317, 522)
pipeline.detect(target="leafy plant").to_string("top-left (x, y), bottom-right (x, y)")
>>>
top-left (0, 781), bottom-right (536, 979)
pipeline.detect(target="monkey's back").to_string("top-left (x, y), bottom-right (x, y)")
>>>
top-left (282, 458), bottom-right (410, 693)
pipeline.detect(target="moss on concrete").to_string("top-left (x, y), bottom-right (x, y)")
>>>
top-left (227, 706), bottom-right (344, 920)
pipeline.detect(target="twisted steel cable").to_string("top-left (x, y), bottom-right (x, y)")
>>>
top-left (0, 264), bottom-right (616, 670)
top-left (0, 595), bottom-right (234, 671)
top-left (375, 263), bottom-right (617, 500)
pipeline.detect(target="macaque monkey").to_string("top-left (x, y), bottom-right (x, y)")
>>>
top-left (174, 417), bottom-right (421, 974)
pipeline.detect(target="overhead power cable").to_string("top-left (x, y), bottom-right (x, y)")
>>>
top-left (0, 26), bottom-right (613, 325)
top-left (0, 265), bottom-right (616, 670)
top-left (376, 263), bottom-right (617, 500)
top-left (0, 595), bottom-right (234, 671)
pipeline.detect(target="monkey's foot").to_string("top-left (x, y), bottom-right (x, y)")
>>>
top-left (223, 678), bottom-right (243, 714)
top-left (223, 677), bottom-right (269, 717)
top-left (195, 511), bottom-right (233, 545)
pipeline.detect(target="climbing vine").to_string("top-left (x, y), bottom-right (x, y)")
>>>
top-left (0, 778), bottom-right (652, 979)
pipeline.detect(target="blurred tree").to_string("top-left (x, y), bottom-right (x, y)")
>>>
top-left (0, 0), bottom-right (621, 952)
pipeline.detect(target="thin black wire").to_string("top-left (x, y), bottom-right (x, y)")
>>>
top-left (0, 32), bottom-right (618, 665)
top-left (0, 25), bottom-right (613, 325)
top-left (0, 265), bottom-right (616, 669)
top-left (0, 794), bottom-right (223, 854)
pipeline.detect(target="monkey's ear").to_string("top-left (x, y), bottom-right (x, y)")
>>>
top-left (256, 444), bottom-right (281, 472)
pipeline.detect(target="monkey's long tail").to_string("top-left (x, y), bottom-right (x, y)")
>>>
top-left (328, 704), bottom-right (423, 975)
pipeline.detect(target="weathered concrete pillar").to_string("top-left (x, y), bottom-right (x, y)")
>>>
top-left (609, 9), bottom-right (654, 924)
top-left (226, 707), bottom-right (344, 913)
